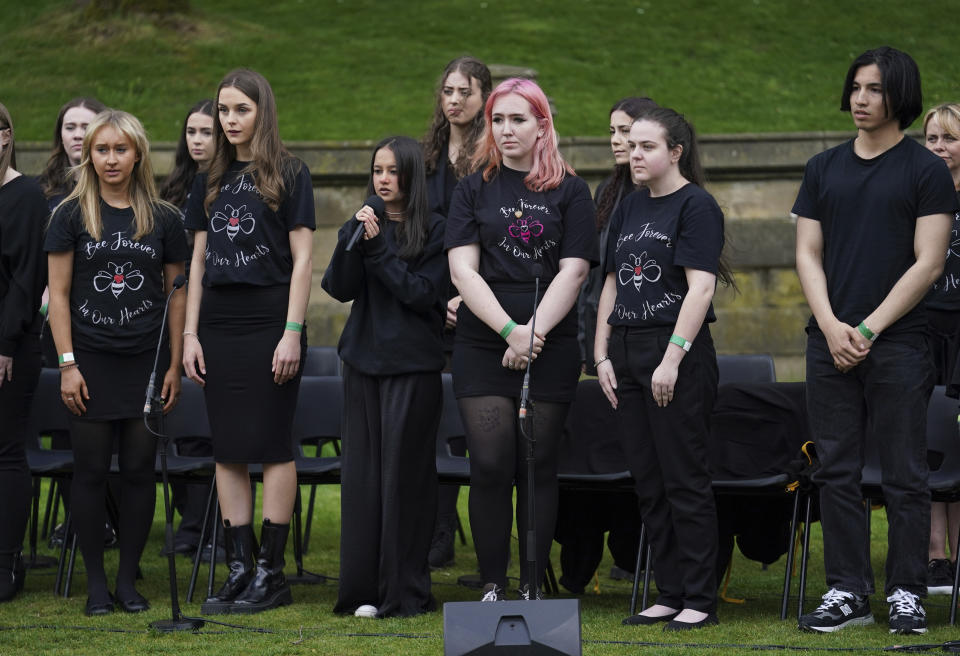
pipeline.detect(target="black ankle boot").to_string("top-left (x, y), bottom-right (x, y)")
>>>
top-left (200, 522), bottom-right (257, 615)
top-left (0, 551), bottom-right (25, 603)
top-left (231, 519), bottom-right (292, 614)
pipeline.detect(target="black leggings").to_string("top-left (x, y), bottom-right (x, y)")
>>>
top-left (70, 418), bottom-right (156, 603)
top-left (459, 396), bottom-right (569, 590)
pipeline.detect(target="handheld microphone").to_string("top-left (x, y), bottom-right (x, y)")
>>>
top-left (345, 195), bottom-right (386, 252)
top-left (518, 263), bottom-right (543, 421)
top-left (144, 275), bottom-right (187, 416)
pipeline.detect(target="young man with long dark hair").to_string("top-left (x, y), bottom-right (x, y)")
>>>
top-left (794, 46), bottom-right (958, 634)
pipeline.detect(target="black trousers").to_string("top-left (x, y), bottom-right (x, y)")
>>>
top-left (609, 325), bottom-right (719, 613)
top-left (334, 364), bottom-right (440, 618)
top-left (0, 335), bottom-right (41, 555)
top-left (807, 329), bottom-right (933, 597)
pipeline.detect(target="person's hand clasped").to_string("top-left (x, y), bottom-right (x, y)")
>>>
top-left (501, 323), bottom-right (544, 370)
top-left (60, 366), bottom-right (89, 416)
top-left (446, 295), bottom-right (462, 330)
top-left (356, 204), bottom-right (380, 241)
top-left (182, 333), bottom-right (206, 387)
top-left (825, 319), bottom-right (870, 373)
top-left (273, 331), bottom-right (301, 384)
top-left (651, 360), bottom-right (679, 408)
top-left (160, 366), bottom-right (182, 414)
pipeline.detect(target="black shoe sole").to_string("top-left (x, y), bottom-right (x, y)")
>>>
top-left (230, 586), bottom-right (293, 614)
top-left (200, 599), bottom-right (235, 615)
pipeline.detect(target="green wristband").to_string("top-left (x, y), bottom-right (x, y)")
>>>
top-left (856, 321), bottom-right (877, 342)
top-left (499, 320), bottom-right (517, 340)
top-left (285, 321), bottom-right (303, 333)
top-left (669, 334), bottom-right (692, 352)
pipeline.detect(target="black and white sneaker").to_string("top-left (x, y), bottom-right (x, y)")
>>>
top-left (481, 583), bottom-right (504, 602)
top-left (887, 588), bottom-right (927, 634)
top-left (927, 558), bottom-right (955, 595)
top-left (798, 588), bottom-right (874, 632)
top-left (518, 584), bottom-right (542, 601)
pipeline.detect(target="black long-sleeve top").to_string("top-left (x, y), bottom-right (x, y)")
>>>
top-left (321, 212), bottom-right (448, 376)
top-left (0, 175), bottom-right (48, 355)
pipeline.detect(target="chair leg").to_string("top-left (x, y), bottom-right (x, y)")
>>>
top-left (187, 480), bottom-right (218, 603)
top-left (205, 500), bottom-right (221, 600)
top-left (641, 542), bottom-right (652, 611)
top-left (455, 510), bottom-right (467, 546)
top-left (781, 490), bottom-right (801, 620)
top-left (797, 494), bottom-right (813, 621)
top-left (951, 519), bottom-right (960, 626)
top-left (64, 530), bottom-right (78, 598)
top-left (54, 511), bottom-right (72, 596)
top-left (302, 484), bottom-right (317, 554)
top-left (629, 523), bottom-right (645, 615)
top-left (29, 478), bottom-right (41, 565)
top-left (544, 560), bottom-right (559, 595)
top-left (292, 486), bottom-right (305, 577)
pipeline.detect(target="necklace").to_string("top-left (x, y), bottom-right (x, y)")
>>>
top-left (385, 209), bottom-right (406, 218)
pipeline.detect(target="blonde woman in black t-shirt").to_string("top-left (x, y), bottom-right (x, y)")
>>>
top-left (45, 109), bottom-right (188, 617)
top-left (183, 69), bottom-right (315, 615)
top-left (595, 107), bottom-right (733, 630)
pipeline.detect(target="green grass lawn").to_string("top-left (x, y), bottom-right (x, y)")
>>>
top-left (1, 483), bottom-right (957, 656)
top-left (2, 0), bottom-right (959, 143)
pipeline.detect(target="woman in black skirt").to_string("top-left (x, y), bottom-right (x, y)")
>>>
top-left (595, 107), bottom-right (733, 630)
top-left (446, 78), bottom-right (597, 601)
top-left (421, 55), bottom-right (491, 568)
top-left (324, 136), bottom-right (447, 618)
top-left (46, 110), bottom-right (187, 616)
top-left (0, 102), bottom-right (48, 602)
top-left (182, 69), bottom-right (315, 614)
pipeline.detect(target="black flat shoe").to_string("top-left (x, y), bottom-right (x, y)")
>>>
top-left (664, 613), bottom-right (718, 631)
top-left (85, 595), bottom-right (114, 617)
top-left (115, 591), bottom-right (150, 613)
top-left (622, 610), bottom-right (680, 625)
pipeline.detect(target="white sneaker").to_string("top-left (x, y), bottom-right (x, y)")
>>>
top-left (354, 604), bottom-right (378, 618)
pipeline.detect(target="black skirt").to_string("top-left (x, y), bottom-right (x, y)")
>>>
top-left (73, 348), bottom-right (158, 421)
top-left (452, 282), bottom-right (580, 403)
top-left (199, 284), bottom-right (306, 463)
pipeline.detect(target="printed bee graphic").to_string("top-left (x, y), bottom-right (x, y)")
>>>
top-left (93, 261), bottom-right (144, 299)
top-left (948, 227), bottom-right (960, 259)
top-left (508, 216), bottom-right (544, 243)
top-left (618, 252), bottom-right (661, 292)
top-left (210, 204), bottom-right (255, 241)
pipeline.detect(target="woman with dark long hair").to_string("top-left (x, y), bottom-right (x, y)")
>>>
top-left (596, 107), bottom-right (733, 630)
top-left (46, 110), bottom-right (187, 616)
top-left (446, 78), bottom-right (597, 601)
top-left (324, 136), bottom-right (447, 618)
top-left (421, 55), bottom-right (492, 569)
top-left (0, 102), bottom-right (48, 602)
top-left (183, 68), bottom-right (315, 615)
top-left (578, 96), bottom-right (657, 375)
top-left (37, 97), bottom-right (107, 210)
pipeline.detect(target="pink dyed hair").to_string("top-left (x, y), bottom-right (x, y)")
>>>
top-left (474, 77), bottom-right (575, 191)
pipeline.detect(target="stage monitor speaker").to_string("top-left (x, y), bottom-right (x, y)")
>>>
top-left (443, 599), bottom-right (581, 655)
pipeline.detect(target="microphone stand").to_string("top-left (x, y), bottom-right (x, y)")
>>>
top-left (145, 280), bottom-right (204, 632)
top-left (518, 268), bottom-right (541, 601)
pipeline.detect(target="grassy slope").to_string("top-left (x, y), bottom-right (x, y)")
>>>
top-left (0, 483), bottom-right (956, 655)
top-left (1, 0), bottom-right (958, 143)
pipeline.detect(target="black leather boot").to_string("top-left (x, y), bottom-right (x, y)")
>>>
top-left (0, 551), bottom-right (25, 603)
top-left (200, 522), bottom-right (257, 615)
top-left (231, 519), bottom-right (292, 614)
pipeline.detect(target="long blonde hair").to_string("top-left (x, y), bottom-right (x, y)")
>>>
top-left (57, 109), bottom-right (172, 241)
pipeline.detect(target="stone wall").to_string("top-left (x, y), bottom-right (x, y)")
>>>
top-left (19, 131), bottom-right (870, 381)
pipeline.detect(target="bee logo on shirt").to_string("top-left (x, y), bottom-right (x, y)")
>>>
top-left (508, 216), bottom-right (544, 243)
top-left (211, 204), bottom-right (256, 241)
top-left (618, 252), bottom-right (661, 292)
top-left (93, 261), bottom-right (144, 299)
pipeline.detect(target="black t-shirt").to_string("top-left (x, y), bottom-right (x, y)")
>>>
top-left (604, 184), bottom-right (723, 328)
top-left (792, 138), bottom-right (959, 337)
top-left (0, 175), bottom-right (48, 354)
top-left (44, 199), bottom-right (189, 354)
top-left (184, 159), bottom-right (316, 287)
top-left (445, 166), bottom-right (597, 283)
top-left (926, 191), bottom-right (960, 312)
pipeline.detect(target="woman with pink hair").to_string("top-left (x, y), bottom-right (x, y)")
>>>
top-left (446, 78), bottom-right (597, 601)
